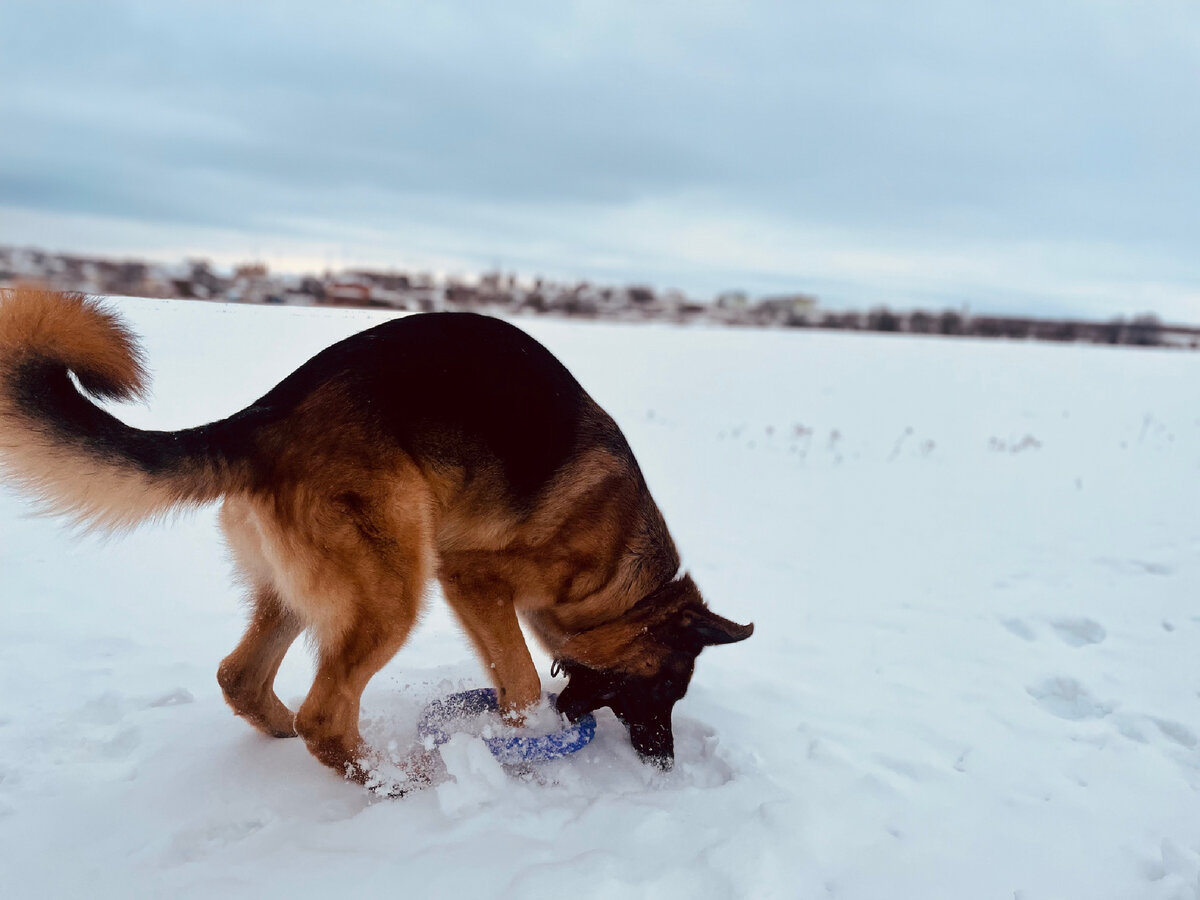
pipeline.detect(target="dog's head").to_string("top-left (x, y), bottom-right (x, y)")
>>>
top-left (554, 575), bottom-right (753, 767)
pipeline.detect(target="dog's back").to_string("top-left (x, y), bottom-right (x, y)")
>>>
top-left (241, 311), bottom-right (634, 507)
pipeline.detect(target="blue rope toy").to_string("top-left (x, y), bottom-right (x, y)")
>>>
top-left (418, 688), bottom-right (597, 765)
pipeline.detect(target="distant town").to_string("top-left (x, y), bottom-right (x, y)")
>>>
top-left (1, 245), bottom-right (1195, 349)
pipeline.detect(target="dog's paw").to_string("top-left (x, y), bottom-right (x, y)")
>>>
top-left (360, 747), bottom-right (447, 799)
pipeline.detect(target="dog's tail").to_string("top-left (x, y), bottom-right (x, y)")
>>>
top-left (0, 287), bottom-right (245, 532)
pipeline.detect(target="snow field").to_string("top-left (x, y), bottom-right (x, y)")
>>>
top-left (1, 299), bottom-right (1199, 899)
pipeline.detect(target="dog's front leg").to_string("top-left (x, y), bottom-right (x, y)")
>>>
top-left (440, 562), bottom-right (542, 722)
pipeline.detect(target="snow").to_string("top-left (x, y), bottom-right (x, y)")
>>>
top-left (2, 298), bottom-right (1200, 899)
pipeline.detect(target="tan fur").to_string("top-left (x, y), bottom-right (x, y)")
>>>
top-left (0, 288), bottom-right (691, 791)
top-left (0, 286), bottom-right (147, 397)
top-left (0, 287), bottom-right (233, 531)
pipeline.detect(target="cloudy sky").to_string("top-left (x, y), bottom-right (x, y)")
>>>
top-left (1, 1), bottom-right (1198, 320)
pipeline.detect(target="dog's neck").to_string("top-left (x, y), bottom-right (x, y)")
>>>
top-left (530, 564), bottom-right (695, 677)
top-left (521, 484), bottom-right (683, 666)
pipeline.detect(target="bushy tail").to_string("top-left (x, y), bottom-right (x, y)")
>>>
top-left (0, 287), bottom-right (240, 532)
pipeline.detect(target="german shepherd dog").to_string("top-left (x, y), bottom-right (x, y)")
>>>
top-left (0, 288), bottom-right (752, 790)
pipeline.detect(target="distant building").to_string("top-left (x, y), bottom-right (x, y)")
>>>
top-left (322, 282), bottom-right (373, 306)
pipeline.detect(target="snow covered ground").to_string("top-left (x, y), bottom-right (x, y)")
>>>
top-left (2, 298), bottom-right (1199, 899)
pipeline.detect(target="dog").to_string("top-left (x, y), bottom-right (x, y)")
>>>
top-left (0, 287), bottom-right (753, 790)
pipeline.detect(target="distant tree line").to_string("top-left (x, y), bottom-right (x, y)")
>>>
top-left (812, 307), bottom-right (1191, 349)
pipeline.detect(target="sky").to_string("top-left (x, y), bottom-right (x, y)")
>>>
top-left (1, 0), bottom-right (1198, 321)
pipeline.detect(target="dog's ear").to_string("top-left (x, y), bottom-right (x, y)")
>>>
top-left (668, 605), bottom-right (754, 649)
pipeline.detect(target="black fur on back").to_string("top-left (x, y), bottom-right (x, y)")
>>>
top-left (236, 312), bottom-right (631, 505)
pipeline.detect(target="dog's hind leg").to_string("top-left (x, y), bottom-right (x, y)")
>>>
top-left (217, 585), bottom-right (304, 738)
top-left (294, 593), bottom-right (423, 787)
top-left (292, 498), bottom-right (432, 790)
